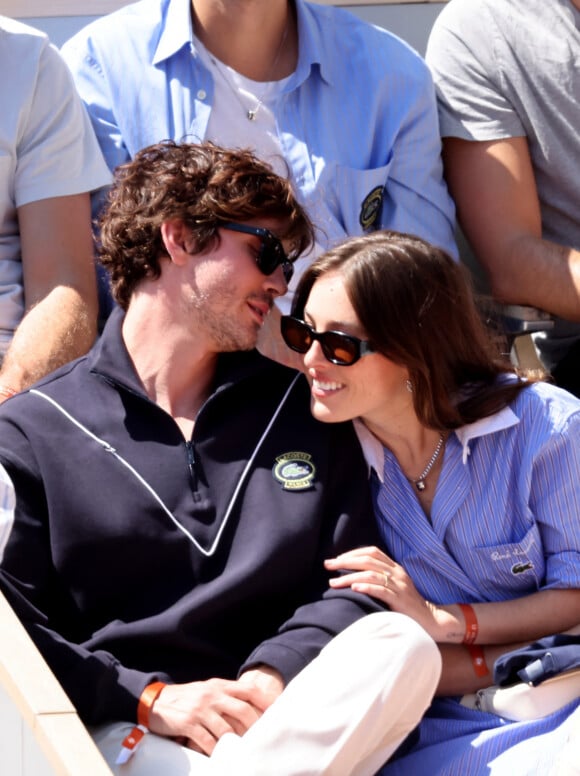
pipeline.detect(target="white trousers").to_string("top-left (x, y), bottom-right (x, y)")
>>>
top-left (92, 612), bottom-right (441, 775)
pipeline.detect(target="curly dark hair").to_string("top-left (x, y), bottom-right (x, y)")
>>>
top-left (98, 140), bottom-right (315, 309)
top-left (292, 230), bottom-right (545, 429)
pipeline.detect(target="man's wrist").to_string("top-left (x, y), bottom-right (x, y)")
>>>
top-left (137, 681), bottom-right (167, 728)
top-left (432, 604), bottom-right (465, 643)
top-left (239, 665), bottom-right (285, 694)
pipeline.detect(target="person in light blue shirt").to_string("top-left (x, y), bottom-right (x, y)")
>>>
top-left (61, 0), bottom-right (456, 361)
top-left (280, 229), bottom-right (580, 774)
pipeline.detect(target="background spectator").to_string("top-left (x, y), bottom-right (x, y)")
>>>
top-left (0, 16), bottom-right (111, 397)
top-left (426, 0), bottom-right (580, 395)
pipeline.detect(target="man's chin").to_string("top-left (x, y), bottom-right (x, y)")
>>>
top-left (217, 331), bottom-right (259, 353)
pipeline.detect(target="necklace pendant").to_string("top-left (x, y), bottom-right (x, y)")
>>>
top-left (247, 109), bottom-right (257, 121)
top-left (416, 479), bottom-right (426, 492)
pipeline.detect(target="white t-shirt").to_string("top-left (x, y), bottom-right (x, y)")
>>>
top-left (194, 36), bottom-right (291, 178)
top-left (0, 17), bottom-right (111, 352)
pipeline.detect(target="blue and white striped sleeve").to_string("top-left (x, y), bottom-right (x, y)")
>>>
top-left (530, 410), bottom-right (580, 589)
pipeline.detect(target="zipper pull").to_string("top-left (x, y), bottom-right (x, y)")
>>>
top-left (185, 441), bottom-right (201, 501)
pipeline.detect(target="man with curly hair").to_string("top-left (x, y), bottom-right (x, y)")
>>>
top-left (0, 140), bottom-right (440, 775)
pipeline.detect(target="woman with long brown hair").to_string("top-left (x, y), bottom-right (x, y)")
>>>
top-left (281, 230), bottom-right (580, 774)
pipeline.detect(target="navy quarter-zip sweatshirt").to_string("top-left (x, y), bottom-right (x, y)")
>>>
top-left (0, 308), bottom-right (384, 725)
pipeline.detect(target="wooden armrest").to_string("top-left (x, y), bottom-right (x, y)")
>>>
top-left (498, 304), bottom-right (554, 337)
top-left (0, 590), bottom-right (112, 776)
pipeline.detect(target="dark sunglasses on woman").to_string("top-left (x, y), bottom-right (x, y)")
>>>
top-left (221, 222), bottom-right (294, 283)
top-left (280, 315), bottom-right (375, 366)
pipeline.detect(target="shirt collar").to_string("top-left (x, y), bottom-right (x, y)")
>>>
top-left (88, 307), bottom-right (148, 396)
top-left (354, 419), bottom-right (385, 481)
top-left (454, 405), bottom-right (520, 463)
top-left (293, 0), bottom-right (332, 87)
top-left (153, 0), bottom-right (194, 65)
top-left (151, 0), bottom-right (331, 86)
top-left (88, 306), bottom-right (280, 397)
top-left (354, 403), bottom-right (521, 483)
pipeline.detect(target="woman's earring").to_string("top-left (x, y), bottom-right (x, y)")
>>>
top-left (406, 379), bottom-right (413, 393)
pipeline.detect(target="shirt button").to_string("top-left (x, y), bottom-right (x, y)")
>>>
top-left (197, 89), bottom-right (207, 100)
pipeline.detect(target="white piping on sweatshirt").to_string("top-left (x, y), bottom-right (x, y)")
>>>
top-left (30, 374), bottom-right (300, 557)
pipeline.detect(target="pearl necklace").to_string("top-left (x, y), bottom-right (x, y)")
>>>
top-left (209, 19), bottom-right (289, 122)
top-left (408, 433), bottom-right (445, 492)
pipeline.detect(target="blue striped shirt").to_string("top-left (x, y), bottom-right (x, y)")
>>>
top-left (355, 381), bottom-right (580, 605)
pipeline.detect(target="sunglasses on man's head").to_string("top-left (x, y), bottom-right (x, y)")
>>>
top-left (220, 222), bottom-right (294, 283)
top-left (280, 316), bottom-right (375, 366)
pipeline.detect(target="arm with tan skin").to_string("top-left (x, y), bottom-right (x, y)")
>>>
top-left (443, 136), bottom-right (580, 320)
top-left (436, 643), bottom-right (524, 696)
top-left (436, 618), bottom-right (580, 695)
top-left (146, 668), bottom-right (284, 755)
top-left (325, 546), bottom-right (580, 695)
top-left (0, 193), bottom-right (98, 397)
top-left (438, 620), bottom-right (580, 695)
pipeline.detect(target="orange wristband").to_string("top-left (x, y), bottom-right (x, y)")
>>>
top-left (466, 644), bottom-right (490, 677)
top-left (458, 603), bottom-right (478, 645)
top-left (137, 681), bottom-right (166, 728)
